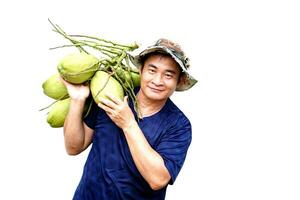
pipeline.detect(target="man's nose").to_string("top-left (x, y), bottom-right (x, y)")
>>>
top-left (152, 74), bottom-right (163, 85)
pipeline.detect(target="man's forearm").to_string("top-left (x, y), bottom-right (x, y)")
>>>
top-left (64, 99), bottom-right (86, 155)
top-left (123, 122), bottom-right (171, 190)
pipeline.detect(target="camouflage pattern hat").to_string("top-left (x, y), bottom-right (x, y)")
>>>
top-left (129, 38), bottom-right (197, 91)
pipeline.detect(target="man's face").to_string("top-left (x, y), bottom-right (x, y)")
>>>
top-left (139, 54), bottom-right (180, 102)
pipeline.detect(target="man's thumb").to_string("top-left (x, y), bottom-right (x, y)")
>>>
top-left (124, 96), bottom-right (128, 104)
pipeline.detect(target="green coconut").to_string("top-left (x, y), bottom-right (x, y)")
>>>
top-left (57, 52), bottom-right (99, 84)
top-left (47, 98), bottom-right (70, 128)
top-left (130, 71), bottom-right (140, 87)
top-left (46, 98), bottom-right (92, 128)
top-left (90, 71), bottom-right (124, 104)
top-left (114, 67), bottom-right (140, 88)
top-left (42, 74), bottom-right (68, 100)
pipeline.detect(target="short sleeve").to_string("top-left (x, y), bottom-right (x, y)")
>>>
top-left (83, 100), bottom-right (99, 130)
top-left (156, 115), bottom-right (192, 185)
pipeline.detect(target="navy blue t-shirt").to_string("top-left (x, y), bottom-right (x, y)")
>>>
top-left (73, 95), bottom-right (192, 200)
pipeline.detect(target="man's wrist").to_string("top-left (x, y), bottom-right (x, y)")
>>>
top-left (123, 120), bottom-right (138, 135)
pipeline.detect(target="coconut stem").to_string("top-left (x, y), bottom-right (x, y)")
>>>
top-left (80, 40), bottom-right (127, 51)
top-left (48, 19), bottom-right (141, 119)
top-left (69, 34), bottom-right (139, 50)
top-left (94, 73), bottom-right (112, 100)
top-left (83, 96), bottom-right (93, 119)
top-left (109, 63), bottom-right (141, 119)
top-left (39, 93), bottom-right (69, 111)
top-left (48, 19), bottom-right (88, 54)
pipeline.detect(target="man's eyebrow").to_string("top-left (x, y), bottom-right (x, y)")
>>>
top-left (165, 69), bottom-right (177, 74)
top-left (147, 64), bottom-right (177, 74)
top-left (147, 64), bottom-right (158, 69)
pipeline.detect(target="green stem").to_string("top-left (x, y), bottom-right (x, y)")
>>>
top-left (49, 43), bottom-right (85, 50)
top-left (39, 93), bottom-right (69, 111)
top-left (116, 51), bottom-right (127, 64)
top-left (80, 41), bottom-right (121, 55)
top-left (112, 64), bottom-right (141, 119)
top-left (48, 19), bottom-right (88, 53)
top-left (83, 96), bottom-right (93, 118)
top-left (80, 40), bottom-right (127, 51)
top-left (69, 34), bottom-right (139, 50)
top-left (94, 73), bottom-right (113, 99)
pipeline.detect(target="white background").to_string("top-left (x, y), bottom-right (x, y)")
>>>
top-left (0, 0), bottom-right (299, 199)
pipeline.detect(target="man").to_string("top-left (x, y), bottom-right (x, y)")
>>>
top-left (63, 38), bottom-right (197, 199)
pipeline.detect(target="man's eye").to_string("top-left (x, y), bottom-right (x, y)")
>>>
top-left (148, 69), bottom-right (155, 73)
top-left (165, 73), bottom-right (173, 79)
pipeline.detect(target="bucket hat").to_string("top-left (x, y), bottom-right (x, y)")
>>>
top-left (128, 38), bottom-right (197, 91)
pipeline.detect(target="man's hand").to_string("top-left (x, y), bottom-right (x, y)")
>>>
top-left (98, 93), bottom-right (136, 130)
top-left (60, 76), bottom-right (90, 101)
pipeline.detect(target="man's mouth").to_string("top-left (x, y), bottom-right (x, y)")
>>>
top-left (148, 86), bottom-right (164, 93)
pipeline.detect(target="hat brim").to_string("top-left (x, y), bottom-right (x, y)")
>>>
top-left (127, 46), bottom-right (197, 91)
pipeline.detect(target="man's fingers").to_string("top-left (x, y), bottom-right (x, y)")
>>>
top-left (99, 97), bottom-right (116, 109)
top-left (98, 102), bottom-right (113, 114)
top-left (105, 93), bottom-right (122, 105)
top-left (98, 102), bottom-right (119, 120)
top-left (123, 96), bottom-right (129, 104)
top-left (59, 75), bottom-right (68, 85)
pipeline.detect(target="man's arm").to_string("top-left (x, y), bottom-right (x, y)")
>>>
top-left (123, 122), bottom-right (171, 190)
top-left (61, 77), bottom-right (94, 155)
top-left (98, 95), bottom-right (171, 190)
top-left (64, 99), bottom-right (94, 155)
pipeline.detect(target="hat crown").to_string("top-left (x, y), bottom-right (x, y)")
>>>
top-left (155, 38), bottom-right (190, 70)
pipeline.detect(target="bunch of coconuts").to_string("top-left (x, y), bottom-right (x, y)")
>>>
top-left (41, 20), bottom-right (140, 128)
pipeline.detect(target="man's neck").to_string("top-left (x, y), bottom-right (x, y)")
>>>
top-left (136, 91), bottom-right (167, 118)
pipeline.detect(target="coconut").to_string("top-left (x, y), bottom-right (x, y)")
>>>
top-left (42, 74), bottom-right (68, 100)
top-left (57, 52), bottom-right (99, 84)
top-left (46, 98), bottom-right (92, 128)
top-left (47, 98), bottom-right (70, 128)
top-left (90, 71), bottom-right (124, 104)
top-left (130, 71), bottom-right (140, 87)
top-left (114, 67), bottom-right (140, 88)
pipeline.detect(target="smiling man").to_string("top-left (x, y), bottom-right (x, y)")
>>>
top-left (63, 38), bottom-right (197, 200)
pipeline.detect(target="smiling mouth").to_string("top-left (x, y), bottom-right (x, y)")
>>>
top-left (148, 86), bottom-right (164, 93)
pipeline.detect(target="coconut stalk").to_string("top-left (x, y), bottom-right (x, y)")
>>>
top-left (48, 19), bottom-right (142, 117)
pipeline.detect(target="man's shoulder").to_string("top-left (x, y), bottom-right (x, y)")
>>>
top-left (164, 99), bottom-right (190, 125)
